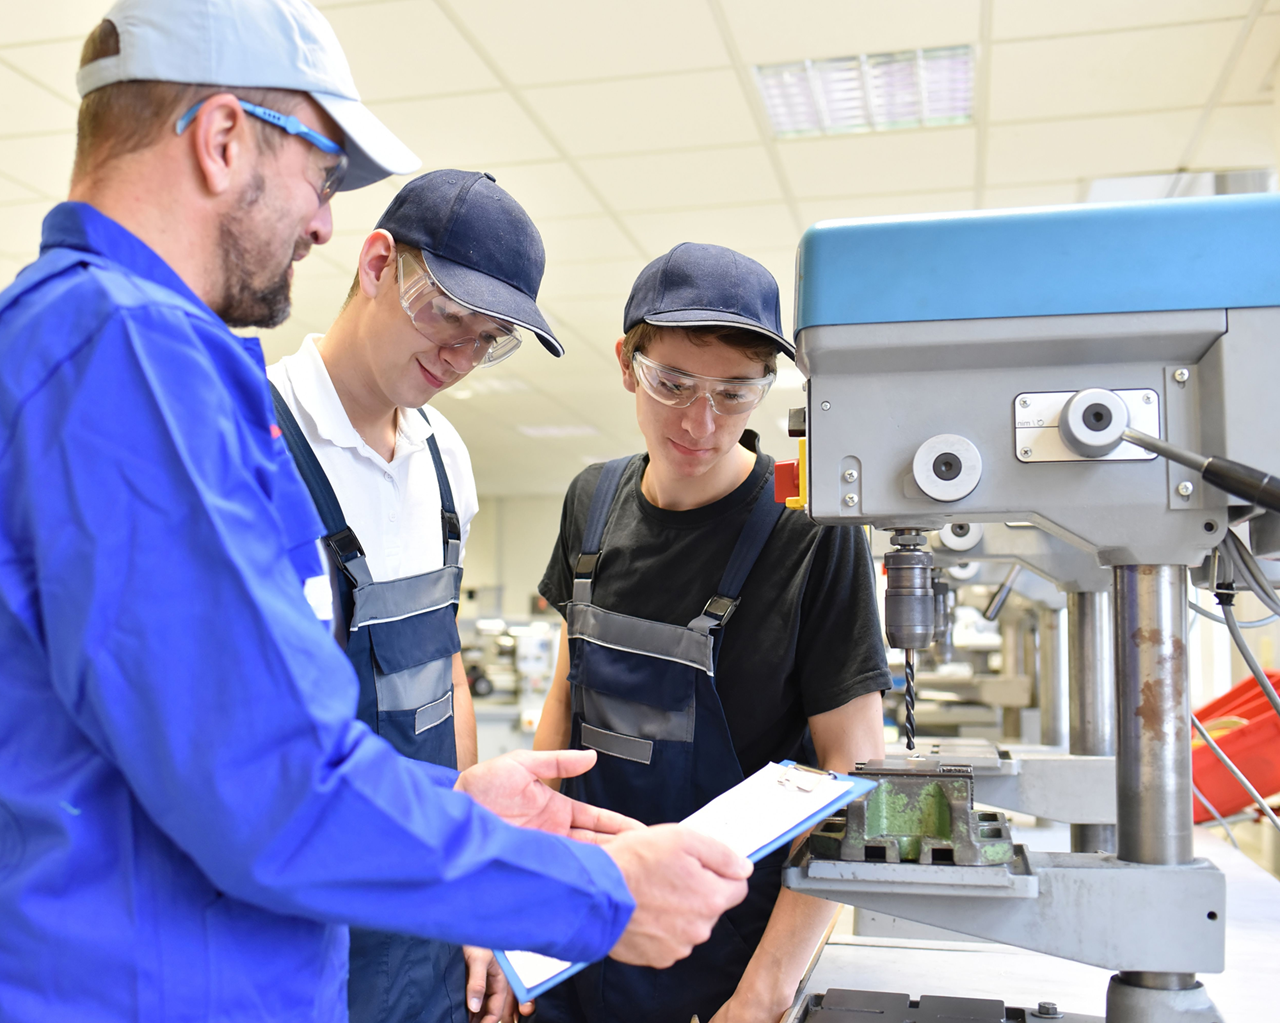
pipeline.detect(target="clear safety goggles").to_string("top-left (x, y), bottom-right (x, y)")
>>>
top-left (631, 350), bottom-right (774, 415)
top-left (398, 250), bottom-right (527, 369)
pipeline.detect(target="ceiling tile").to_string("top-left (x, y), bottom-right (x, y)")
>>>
top-left (328, 176), bottom-right (412, 237)
top-left (992, 1), bottom-right (1256, 40)
top-left (986, 110), bottom-right (1199, 184)
top-left (324, 1), bottom-right (499, 101)
top-left (481, 162), bottom-right (603, 220)
top-left (982, 182), bottom-right (1081, 209)
top-left (0, 4), bottom-right (105, 45)
top-left (523, 70), bottom-right (759, 156)
top-left (778, 128), bottom-right (976, 197)
top-left (578, 145), bottom-right (782, 212)
top-left (989, 22), bottom-right (1240, 122)
top-left (724, 0), bottom-right (981, 66)
top-left (0, 132), bottom-right (80, 199)
top-left (536, 215), bottom-right (643, 263)
top-left (0, 61), bottom-right (78, 137)
top-left (798, 190), bottom-right (976, 227)
top-left (538, 257), bottom-right (646, 301)
top-left (0, 40), bottom-right (82, 106)
top-left (0, 177), bottom-right (41, 203)
top-left (451, 0), bottom-right (728, 86)
top-left (1221, 13), bottom-right (1280, 104)
top-left (368, 91), bottom-right (557, 168)
top-left (622, 202), bottom-right (799, 255)
top-left (1192, 103), bottom-right (1277, 169)
top-left (541, 297), bottom-right (627, 349)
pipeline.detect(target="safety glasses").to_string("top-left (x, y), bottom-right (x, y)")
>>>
top-left (176, 98), bottom-right (349, 203)
top-left (398, 250), bottom-right (526, 369)
top-left (631, 350), bottom-right (774, 415)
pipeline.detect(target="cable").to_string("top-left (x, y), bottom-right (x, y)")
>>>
top-left (1192, 782), bottom-right (1240, 850)
top-left (1191, 715), bottom-right (1280, 838)
top-left (1188, 600), bottom-right (1277, 629)
top-left (1219, 603), bottom-right (1280, 722)
top-left (1223, 532), bottom-right (1280, 618)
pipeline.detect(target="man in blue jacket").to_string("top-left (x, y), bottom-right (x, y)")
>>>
top-left (0, 3), bottom-right (751, 1021)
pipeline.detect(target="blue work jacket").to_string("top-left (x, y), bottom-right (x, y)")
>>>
top-left (0, 203), bottom-right (633, 1023)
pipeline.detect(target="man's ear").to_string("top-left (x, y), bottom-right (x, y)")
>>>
top-left (188, 93), bottom-right (252, 197)
top-left (358, 230), bottom-right (397, 300)
top-left (616, 338), bottom-right (637, 394)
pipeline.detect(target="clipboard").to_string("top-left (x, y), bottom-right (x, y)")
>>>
top-left (495, 761), bottom-right (877, 1003)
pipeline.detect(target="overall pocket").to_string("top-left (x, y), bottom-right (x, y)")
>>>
top-left (568, 638), bottom-right (699, 823)
top-left (367, 608), bottom-right (460, 767)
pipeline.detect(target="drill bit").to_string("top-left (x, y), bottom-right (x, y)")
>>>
top-left (903, 648), bottom-right (917, 751)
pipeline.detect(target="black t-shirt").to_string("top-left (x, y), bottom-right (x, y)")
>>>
top-left (539, 433), bottom-right (891, 778)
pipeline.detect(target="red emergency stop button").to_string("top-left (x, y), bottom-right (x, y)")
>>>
top-left (775, 460), bottom-right (800, 504)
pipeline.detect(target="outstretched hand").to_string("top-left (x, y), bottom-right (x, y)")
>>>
top-left (454, 749), bottom-right (642, 843)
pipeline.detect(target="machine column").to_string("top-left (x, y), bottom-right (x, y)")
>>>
top-left (1108, 565), bottom-right (1219, 1020)
top-left (1067, 590), bottom-right (1116, 853)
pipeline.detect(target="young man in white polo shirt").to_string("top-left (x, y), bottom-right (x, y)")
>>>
top-left (269, 169), bottom-right (563, 1023)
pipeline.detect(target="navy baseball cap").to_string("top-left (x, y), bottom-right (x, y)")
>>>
top-left (623, 242), bottom-right (792, 359)
top-left (376, 170), bottom-right (562, 356)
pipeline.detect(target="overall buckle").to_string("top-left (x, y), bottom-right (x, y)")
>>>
top-left (575, 553), bottom-right (600, 578)
top-left (702, 594), bottom-right (739, 628)
top-left (325, 526), bottom-right (365, 564)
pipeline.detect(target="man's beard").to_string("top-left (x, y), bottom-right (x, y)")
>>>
top-left (215, 173), bottom-right (308, 329)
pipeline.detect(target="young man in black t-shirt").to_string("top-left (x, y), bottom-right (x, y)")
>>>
top-left (533, 243), bottom-right (891, 1023)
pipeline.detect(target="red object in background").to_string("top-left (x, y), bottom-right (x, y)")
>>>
top-left (1192, 671), bottom-right (1280, 823)
top-left (774, 459), bottom-right (800, 504)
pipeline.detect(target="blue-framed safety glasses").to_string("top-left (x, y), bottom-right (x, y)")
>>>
top-left (176, 97), bottom-right (349, 202)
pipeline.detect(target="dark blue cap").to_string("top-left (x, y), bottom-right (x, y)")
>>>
top-left (376, 170), bottom-right (561, 356)
top-left (623, 242), bottom-right (791, 358)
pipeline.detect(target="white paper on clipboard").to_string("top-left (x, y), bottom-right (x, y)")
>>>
top-left (495, 761), bottom-right (876, 1003)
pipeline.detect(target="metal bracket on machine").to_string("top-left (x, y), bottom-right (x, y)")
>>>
top-left (784, 848), bottom-right (1224, 974)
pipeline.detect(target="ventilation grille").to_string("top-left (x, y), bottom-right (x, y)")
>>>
top-left (755, 46), bottom-right (974, 137)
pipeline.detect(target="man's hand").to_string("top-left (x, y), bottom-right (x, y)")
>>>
top-left (461, 946), bottom-right (533, 1023)
top-left (454, 749), bottom-right (642, 843)
top-left (603, 824), bottom-right (753, 969)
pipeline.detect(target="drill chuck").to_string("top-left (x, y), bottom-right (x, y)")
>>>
top-left (884, 545), bottom-right (935, 650)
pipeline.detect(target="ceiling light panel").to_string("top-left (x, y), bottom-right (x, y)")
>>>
top-left (755, 45), bottom-right (973, 137)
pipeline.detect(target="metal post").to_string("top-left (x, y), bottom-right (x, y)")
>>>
top-left (1038, 607), bottom-right (1068, 748)
top-left (1108, 565), bottom-right (1219, 1020)
top-left (999, 618), bottom-right (1022, 739)
top-left (1067, 590), bottom-right (1116, 853)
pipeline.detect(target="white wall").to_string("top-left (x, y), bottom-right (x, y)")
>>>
top-left (459, 495), bottom-right (566, 621)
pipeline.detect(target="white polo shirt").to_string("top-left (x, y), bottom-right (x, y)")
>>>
top-left (267, 335), bottom-right (478, 582)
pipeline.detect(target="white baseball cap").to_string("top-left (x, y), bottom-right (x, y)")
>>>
top-left (75, 0), bottom-right (420, 190)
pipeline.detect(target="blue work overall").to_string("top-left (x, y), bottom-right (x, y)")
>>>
top-left (271, 388), bottom-right (466, 1023)
top-left (537, 456), bottom-right (787, 1023)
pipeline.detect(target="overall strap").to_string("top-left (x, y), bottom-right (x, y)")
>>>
top-left (689, 466), bottom-right (786, 633)
top-left (270, 382), bottom-right (371, 586)
top-left (418, 408), bottom-right (461, 568)
top-left (573, 456), bottom-right (636, 604)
